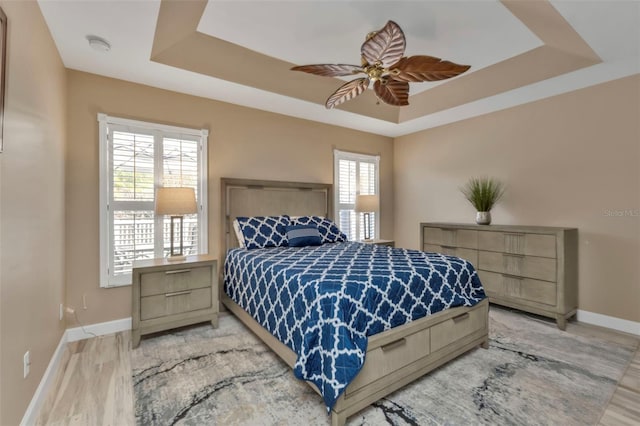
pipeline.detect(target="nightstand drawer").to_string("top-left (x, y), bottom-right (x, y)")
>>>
top-left (132, 255), bottom-right (218, 348)
top-left (140, 266), bottom-right (212, 297)
top-left (140, 287), bottom-right (212, 320)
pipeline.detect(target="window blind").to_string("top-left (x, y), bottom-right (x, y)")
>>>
top-left (334, 150), bottom-right (380, 241)
top-left (99, 114), bottom-right (208, 287)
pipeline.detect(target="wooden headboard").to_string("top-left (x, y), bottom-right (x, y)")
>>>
top-left (221, 178), bottom-right (333, 254)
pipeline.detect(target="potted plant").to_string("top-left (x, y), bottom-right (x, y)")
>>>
top-left (460, 177), bottom-right (505, 225)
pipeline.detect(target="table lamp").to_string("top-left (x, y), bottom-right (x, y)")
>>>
top-left (355, 194), bottom-right (379, 241)
top-left (155, 187), bottom-right (197, 261)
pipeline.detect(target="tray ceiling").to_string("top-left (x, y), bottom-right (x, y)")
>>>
top-left (38, 0), bottom-right (640, 137)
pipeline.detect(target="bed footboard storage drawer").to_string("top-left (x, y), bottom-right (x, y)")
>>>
top-left (347, 326), bottom-right (431, 394)
top-left (346, 301), bottom-right (488, 397)
top-left (430, 305), bottom-right (486, 352)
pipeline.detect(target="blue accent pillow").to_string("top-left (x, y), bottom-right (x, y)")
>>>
top-left (286, 225), bottom-right (322, 247)
top-left (291, 216), bottom-right (347, 243)
top-left (235, 216), bottom-right (290, 249)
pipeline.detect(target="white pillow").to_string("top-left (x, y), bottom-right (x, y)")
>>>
top-left (232, 219), bottom-right (246, 248)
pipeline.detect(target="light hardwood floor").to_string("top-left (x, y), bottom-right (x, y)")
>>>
top-left (35, 314), bottom-right (639, 426)
top-left (35, 332), bottom-right (134, 426)
top-left (599, 348), bottom-right (640, 426)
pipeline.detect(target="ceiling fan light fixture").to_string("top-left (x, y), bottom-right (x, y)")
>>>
top-left (86, 35), bottom-right (111, 53)
top-left (291, 21), bottom-right (470, 109)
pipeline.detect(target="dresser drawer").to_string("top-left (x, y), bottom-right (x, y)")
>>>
top-left (347, 326), bottom-right (430, 394)
top-left (478, 251), bottom-right (556, 282)
top-left (140, 287), bottom-right (212, 320)
top-left (431, 305), bottom-right (486, 352)
top-left (423, 227), bottom-right (441, 245)
top-left (423, 243), bottom-right (440, 253)
top-left (423, 227), bottom-right (477, 249)
top-left (424, 244), bottom-right (478, 267)
top-left (478, 231), bottom-right (556, 258)
top-left (478, 270), bottom-right (557, 306)
top-left (140, 266), bottom-right (212, 297)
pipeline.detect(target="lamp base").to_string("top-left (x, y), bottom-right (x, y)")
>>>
top-left (167, 255), bottom-right (186, 262)
top-left (363, 212), bottom-right (372, 241)
top-left (168, 215), bottom-right (186, 262)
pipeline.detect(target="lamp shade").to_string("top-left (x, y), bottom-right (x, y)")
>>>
top-left (155, 187), bottom-right (197, 215)
top-left (355, 194), bottom-right (379, 213)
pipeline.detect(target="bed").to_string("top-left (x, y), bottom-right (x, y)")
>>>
top-left (220, 178), bottom-right (489, 426)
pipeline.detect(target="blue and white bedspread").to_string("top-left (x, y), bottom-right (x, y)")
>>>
top-left (224, 242), bottom-right (485, 410)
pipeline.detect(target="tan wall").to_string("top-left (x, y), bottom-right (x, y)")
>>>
top-left (394, 74), bottom-right (640, 323)
top-left (66, 70), bottom-right (393, 325)
top-left (0, 2), bottom-right (67, 424)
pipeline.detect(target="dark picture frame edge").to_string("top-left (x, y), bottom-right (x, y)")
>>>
top-left (0, 7), bottom-right (7, 153)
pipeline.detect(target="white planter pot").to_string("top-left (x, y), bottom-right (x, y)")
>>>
top-left (476, 211), bottom-right (491, 225)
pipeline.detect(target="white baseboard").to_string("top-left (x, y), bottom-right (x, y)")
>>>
top-left (20, 331), bottom-right (68, 426)
top-left (21, 317), bottom-right (133, 424)
top-left (66, 317), bottom-right (132, 342)
top-left (577, 309), bottom-right (640, 336)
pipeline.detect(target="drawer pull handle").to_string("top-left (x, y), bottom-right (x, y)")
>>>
top-left (381, 338), bottom-right (406, 352)
top-left (166, 269), bottom-right (192, 275)
top-left (440, 245), bottom-right (456, 249)
top-left (504, 253), bottom-right (524, 258)
top-left (452, 312), bottom-right (470, 323)
top-left (502, 273), bottom-right (524, 280)
top-left (165, 290), bottom-right (192, 297)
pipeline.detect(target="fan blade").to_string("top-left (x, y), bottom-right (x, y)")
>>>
top-left (361, 20), bottom-right (406, 68)
top-left (291, 64), bottom-right (364, 77)
top-left (374, 80), bottom-right (409, 106)
top-left (390, 55), bottom-right (470, 82)
top-left (325, 78), bottom-right (370, 109)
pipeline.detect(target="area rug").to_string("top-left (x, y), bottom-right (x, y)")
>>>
top-left (131, 307), bottom-right (634, 425)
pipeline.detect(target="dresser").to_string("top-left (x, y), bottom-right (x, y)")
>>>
top-left (132, 255), bottom-right (218, 348)
top-left (421, 223), bottom-right (577, 330)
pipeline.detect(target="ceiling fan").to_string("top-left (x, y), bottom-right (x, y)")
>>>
top-left (291, 20), bottom-right (470, 109)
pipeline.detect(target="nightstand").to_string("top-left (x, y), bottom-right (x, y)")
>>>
top-left (361, 239), bottom-right (395, 248)
top-left (131, 254), bottom-right (218, 348)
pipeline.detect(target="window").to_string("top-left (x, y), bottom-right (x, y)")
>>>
top-left (334, 149), bottom-right (380, 241)
top-left (98, 114), bottom-right (208, 287)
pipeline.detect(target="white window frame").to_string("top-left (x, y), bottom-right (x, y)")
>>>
top-left (333, 149), bottom-right (380, 241)
top-left (98, 113), bottom-right (208, 288)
